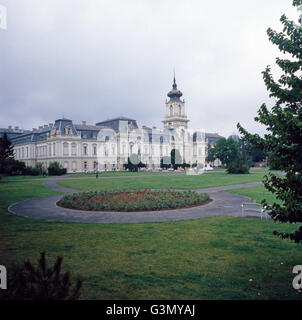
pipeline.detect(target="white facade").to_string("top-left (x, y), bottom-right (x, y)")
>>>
top-left (11, 78), bottom-right (222, 173)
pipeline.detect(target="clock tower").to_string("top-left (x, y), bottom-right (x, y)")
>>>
top-left (162, 75), bottom-right (189, 130)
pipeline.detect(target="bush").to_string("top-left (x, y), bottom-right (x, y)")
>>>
top-left (48, 162), bottom-right (67, 176)
top-left (226, 157), bottom-right (249, 174)
top-left (1, 159), bottom-right (26, 176)
top-left (0, 252), bottom-right (82, 300)
top-left (24, 165), bottom-right (42, 176)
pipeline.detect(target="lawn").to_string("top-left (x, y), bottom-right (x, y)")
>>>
top-left (225, 186), bottom-right (283, 206)
top-left (57, 171), bottom-right (267, 191)
top-left (1, 179), bottom-right (301, 299)
top-left (1, 175), bottom-right (47, 181)
top-left (68, 171), bottom-right (184, 178)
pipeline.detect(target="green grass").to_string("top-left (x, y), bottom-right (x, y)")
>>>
top-left (225, 186), bottom-right (283, 206)
top-left (68, 171), bottom-right (184, 178)
top-left (57, 171), bottom-right (266, 191)
top-left (1, 175), bottom-right (48, 181)
top-left (1, 179), bottom-right (301, 299)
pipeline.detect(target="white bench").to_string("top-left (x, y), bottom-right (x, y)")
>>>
top-left (241, 203), bottom-right (268, 220)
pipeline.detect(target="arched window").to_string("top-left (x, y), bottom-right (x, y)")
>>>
top-left (170, 105), bottom-right (173, 116)
top-left (179, 105), bottom-right (182, 115)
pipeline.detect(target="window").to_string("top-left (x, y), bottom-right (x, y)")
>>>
top-left (83, 145), bottom-right (88, 156)
top-left (53, 143), bottom-right (56, 156)
top-left (93, 161), bottom-right (98, 170)
top-left (71, 143), bottom-right (77, 156)
top-left (122, 144), bottom-right (126, 155)
top-left (179, 105), bottom-right (182, 115)
top-left (170, 105), bottom-right (173, 116)
top-left (83, 161), bottom-right (87, 170)
top-left (63, 143), bottom-right (69, 156)
top-left (93, 145), bottom-right (97, 156)
top-left (64, 161), bottom-right (68, 169)
top-left (72, 161), bottom-right (77, 171)
top-left (111, 145), bottom-right (115, 155)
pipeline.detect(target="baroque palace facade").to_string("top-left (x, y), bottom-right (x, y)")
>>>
top-left (1, 77), bottom-right (223, 173)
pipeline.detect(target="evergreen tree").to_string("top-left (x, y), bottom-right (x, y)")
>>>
top-left (170, 149), bottom-right (182, 170)
top-left (0, 133), bottom-right (14, 173)
top-left (238, 0), bottom-right (302, 243)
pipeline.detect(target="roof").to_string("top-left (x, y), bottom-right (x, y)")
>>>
top-left (74, 124), bottom-right (108, 131)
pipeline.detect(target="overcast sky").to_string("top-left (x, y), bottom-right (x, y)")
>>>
top-left (0, 0), bottom-right (300, 137)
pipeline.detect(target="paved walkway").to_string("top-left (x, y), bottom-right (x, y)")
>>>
top-left (8, 175), bottom-right (269, 223)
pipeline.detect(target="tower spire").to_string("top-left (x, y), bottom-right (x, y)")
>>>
top-left (173, 70), bottom-right (177, 90)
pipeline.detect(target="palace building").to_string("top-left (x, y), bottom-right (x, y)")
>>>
top-left (2, 77), bottom-right (224, 172)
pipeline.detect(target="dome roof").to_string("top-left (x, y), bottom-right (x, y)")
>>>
top-left (167, 76), bottom-right (183, 99)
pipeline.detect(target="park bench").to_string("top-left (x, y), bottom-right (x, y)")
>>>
top-left (241, 203), bottom-right (269, 220)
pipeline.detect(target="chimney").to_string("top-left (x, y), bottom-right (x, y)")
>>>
top-left (8, 126), bottom-right (12, 130)
top-left (44, 124), bottom-right (48, 128)
top-left (152, 126), bottom-right (157, 130)
top-left (33, 128), bottom-right (37, 132)
top-left (15, 126), bottom-right (19, 130)
top-left (39, 126), bottom-right (43, 129)
top-left (82, 121), bottom-right (86, 126)
top-left (49, 123), bottom-right (53, 128)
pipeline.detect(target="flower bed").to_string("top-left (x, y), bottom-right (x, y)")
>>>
top-left (57, 189), bottom-right (210, 212)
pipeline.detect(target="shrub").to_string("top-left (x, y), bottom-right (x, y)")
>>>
top-left (1, 159), bottom-right (26, 176)
top-left (0, 252), bottom-right (82, 300)
top-left (226, 157), bottom-right (249, 174)
top-left (48, 162), bottom-right (67, 176)
top-left (24, 166), bottom-right (42, 176)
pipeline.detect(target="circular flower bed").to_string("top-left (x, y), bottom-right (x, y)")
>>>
top-left (57, 189), bottom-right (210, 212)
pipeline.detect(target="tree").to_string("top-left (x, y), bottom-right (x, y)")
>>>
top-left (206, 144), bottom-right (216, 165)
top-left (238, 0), bottom-right (302, 243)
top-left (170, 149), bottom-right (182, 170)
top-left (0, 252), bottom-right (82, 300)
top-left (214, 138), bottom-right (239, 166)
top-left (0, 133), bottom-right (14, 173)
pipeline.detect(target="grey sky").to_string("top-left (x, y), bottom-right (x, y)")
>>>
top-left (0, 0), bottom-right (300, 137)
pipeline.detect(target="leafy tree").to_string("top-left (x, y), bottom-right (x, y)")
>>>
top-left (0, 133), bottom-right (14, 173)
top-left (0, 252), bottom-right (82, 300)
top-left (214, 138), bottom-right (239, 166)
top-left (206, 144), bottom-right (216, 165)
top-left (238, 0), bottom-right (302, 243)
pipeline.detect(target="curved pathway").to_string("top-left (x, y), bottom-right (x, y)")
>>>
top-left (8, 176), bottom-right (268, 224)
